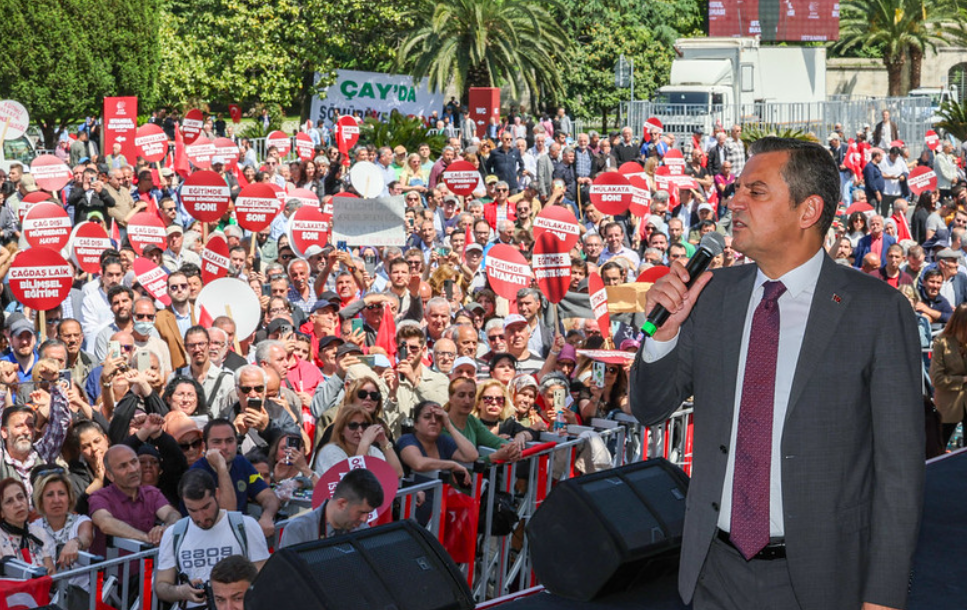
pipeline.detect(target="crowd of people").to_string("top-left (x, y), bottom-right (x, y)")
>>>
top-left (0, 101), bottom-right (961, 608)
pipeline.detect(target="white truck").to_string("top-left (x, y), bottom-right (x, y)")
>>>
top-left (649, 37), bottom-right (826, 136)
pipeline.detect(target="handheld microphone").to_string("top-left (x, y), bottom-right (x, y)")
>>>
top-left (641, 231), bottom-right (726, 337)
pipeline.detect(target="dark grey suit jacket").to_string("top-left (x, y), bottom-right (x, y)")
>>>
top-left (630, 254), bottom-right (924, 610)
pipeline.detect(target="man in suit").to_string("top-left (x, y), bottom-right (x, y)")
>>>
top-left (631, 137), bottom-right (923, 610)
top-left (852, 214), bottom-right (896, 269)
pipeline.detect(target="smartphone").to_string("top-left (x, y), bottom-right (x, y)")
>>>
top-left (246, 398), bottom-right (263, 413)
top-left (398, 344), bottom-right (409, 360)
top-left (108, 341), bottom-right (121, 360)
top-left (436, 247), bottom-right (449, 257)
top-left (351, 318), bottom-right (364, 334)
top-left (337, 241), bottom-right (348, 252)
top-left (136, 350), bottom-right (152, 372)
top-left (286, 436), bottom-right (302, 450)
top-left (358, 355), bottom-right (377, 369)
top-left (443, 279), bottom-right (454, 301)
top-left (552, 387), bottom-right (566, 410)
top-left (591, 362), bottom-right (606, 388)
top-left (58, 369), bottom-right (72, 384)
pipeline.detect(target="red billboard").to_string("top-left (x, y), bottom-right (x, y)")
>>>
top-left (709, 0), bottom-right (839, 41)
top-left (468, 88), bottom-right (500, 139)
top-left (103, 97), bottom-right (139, 166)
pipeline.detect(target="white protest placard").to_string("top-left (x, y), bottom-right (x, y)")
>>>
top-left (310, 70), bottom-right (445, 127)
top-left (331, 195), bottom-right (406, 247)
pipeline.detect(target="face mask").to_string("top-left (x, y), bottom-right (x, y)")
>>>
top-left (133, 321), bottom-right (154, 336)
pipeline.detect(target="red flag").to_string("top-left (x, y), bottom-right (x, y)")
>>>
top-left (0, 575), bottom-right (53, 609)
top-left (228, 104), bottom-right (242, 124)
top-left (462, 220), bottom-right (473, 260)
top-left (198, 305), bottom-right (213, 327)
top-left (374, 302), bottom-right (397, 362)
top-left (235, 164), bottom-right (249, 189)
top-left (110, 215), bottom-right (121, 246)
top-left (174, 121), bottom-right (191, 179)
top-left (440, 485), bottom-right (478, 564)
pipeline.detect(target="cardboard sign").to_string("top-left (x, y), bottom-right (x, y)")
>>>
top-left (200, 233), bottom-right (231, 284)
top-left (663, 148), bottom-right (685, 175)
top-left (312, 457), bottom-right (399, 520)
top-left (628, 176), bottom-right (651, 217)
top-left (212, 137), bottom-right (239, 169)
top-left (135, 123), bottom-right (169, 163)
top-left (336, 116), bottom-right (360, 151)
top-left (197, 278), bottom-right (261, 339)
top-left (295, 132), bottom-right (315, 161)
top-left (0, 100), bottom-right (29, 139)
top-left (127, 211), bottom-right (167, 256)
top-left (925, 130), bottom-right (940, 152)
top-left (132, 257), bottom-right (171, 307)
top-left (533, 205), bottom-right (579, 251)
top-left (69, 221), bottom-right (112, 274)
top-left (442, 160), bottom-right (480, 197)
top-left (265, 130), bottom-right (291, 157)
top-left (23, 202), bottom-right (71, 251)
top-left (589, 173), bottom-right (632, 215)
top-left (185, 135), bottom-right (214, 170)
top-left (182, 170), bottom-right (231, 223)
top-left (182, 109), bottom-right (204, 144)
top-left (235, 183), bottom-right (283, 232)
top-left (485, 244), bottom-right (531, 300)
top-left (532, 234), bottom-right (570, 304)
top-left (288, 205), bottom-right (331, 257)
top-left (18, 191), bottom-right (56, 224)
top-left (8, 248), bottom-right (72, 311)
top-left (349, 162), bottom-right (385, 198)
top-left (618, 161), bottom-right (648, 181)
top-left (587, 271), bottom-right (611, 341)
top-left (102, 97), bottom-right (138, 165)
top-left (30, 155), bottom-right (72, 192)
top-left (331, 195), bottom-right (405, 247)
top-left (908, 165), bottom-right (937, 196)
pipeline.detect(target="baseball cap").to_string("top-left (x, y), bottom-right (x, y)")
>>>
top-left (697, 203), bottom-right (715, 214)
top-left (503, 314), bottom-right (527, 329)
top-left (452, 356), bottom-right (477, 373)
top-left (936, 248), bottom-right (960, 260)
top-left (465, 242), bottom-right (483, 253)
top-left (465, 302), bottom-right (485, 314)
top-left (166, 224), bottom-right (184, 236)
top-left (211, 157), bottom-right (225, 165)
top-left (557, 344), bottom-right (577, 363)
top-left (163, 411), bottom-right (202, 442)
top-left (311, 299), bottom-right (340, 313)
top-left (19, 175), bottom-right (38, 193)
top-left (484, 175), bottom-right (499, 184)
top-left (336, 342), bottom-right (364, 358)
top-left (7, 317), bottom-right (34, 338)
top-left (160, 168), bottom-right (174, 177)
top-left (317, 335), bottom-right (344, 351)
top-left (304, 245), bottom-right (324, 258)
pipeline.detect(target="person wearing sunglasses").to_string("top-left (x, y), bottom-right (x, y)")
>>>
top-left (155, 271), bottom-right (197, 371)
top-left (482, 180), bottom-right (518, 232)
top-left (445, 378), bottom-right (524, 464)
top-left (225, 364), bottom-right (301, 454)
top-left (313, 403), bottom-right (402, 479)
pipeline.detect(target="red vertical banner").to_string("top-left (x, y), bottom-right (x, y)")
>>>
top-left (468, 88), bottom-right (500, 139)
top-left (102, 96), bottom-right (139, 165)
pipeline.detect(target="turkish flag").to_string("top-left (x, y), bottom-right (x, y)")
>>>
top-left (198, 305), bottom-right (214, 327)
top-left (229, 104), bottom-right (242, 124)
top-left (174, 121), bottom-right (191, 179)
top-left (440, 485), bottom-right (478, 564)
top-left (0, 576), bottom-right (52, 609)
top-left (374, 303), bottom-right (397, 362)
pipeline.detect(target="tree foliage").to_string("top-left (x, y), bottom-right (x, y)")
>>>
top-left (935, 99), bottom-right (967, 141)
top-left (360, 112), bottom-right (447, 154)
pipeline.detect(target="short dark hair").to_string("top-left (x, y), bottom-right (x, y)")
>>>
top-left (203, 418), bottom-right (236, 444)
top-left (100, 255), bottom-right (122, 273)
top-left (184, 325), bottom-right (209, 343)
top-left (747, 137), bottom-right (839, 236)
top-left (2, 406), bottom-right (33, 428)
top-left (179, 468), bottom-right (217, 501)
top-left (333, 468), bottom-right (384, 509)
top-left (923, 268), bottom-right (943, 283)
top-left (210, 555), bottom-right (258, 586)
top-left (179, 262), bottom-right (201, 279)
top-left (107, 285), bottom-right (134, 304)
top-left (37, 338), bottom-right (67, 359)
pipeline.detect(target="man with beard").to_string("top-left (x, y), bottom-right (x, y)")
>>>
top-left (154, 470), bottom-right (268, 609)
top-left (178, 326), bottom-right (234, 414)
top-left (58, 318), bottom-right (95, 392)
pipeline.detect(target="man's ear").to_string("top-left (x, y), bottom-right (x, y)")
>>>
top-left (799, 195), bottom-right (824, 231)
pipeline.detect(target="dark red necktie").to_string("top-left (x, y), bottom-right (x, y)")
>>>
top-left (730, 280), bottom-right (786, 560)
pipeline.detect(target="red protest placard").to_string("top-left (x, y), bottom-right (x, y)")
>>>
top-left (628, 176), bottom-right (651, 217)
top-left (18, 191), bottom-right (56, 224)
top-left (908, 165), bottom-right (937, 196)
top-left (181, 170), bottom-right (231, 223)
top-left (589, 172), bottom-right (632, 215)
top-left (336, 116), bottom-right (360, 152)
top-left (663, 148), bottom-right (685, 175)
top-left (486, 244), bottom-right (532, 300)
top-left (618, 161), bottom-right (648, 181)
top-left (200, 233), bottom-right (231, 284)
top-left (181, 109), bottom-right (204, 144)
top-left (185, 135), bottom-right (214, 170)
top-left (575, 349), bottom-right (635, 365)
top-left (587, 271), bottom-right (611, 341)
top-left (127, 211), bottom-right (167, 256)
top-left (533, 205), bottom-right (579, 252)
top-left (532, 233), bottom-right (571, 304)
top-left (23, 202), bottom-right (71, 251)
top-left (925, 130), bottom-right (940, 152)
top-left (269, 183), bottom-right (288, 210)
top-left (133, 257), bottom-right (171, 307)
top-left (134, 123), bottom-right (169, 164)
top-left (213, 138), bottom-right (239, 170)
top-left (69, 221), bottom-right (112, 274)
top-left (287, 188), bottom-right (320, 208)
top-left (295, 132), bottom-right (315, 161)
top-left (637, 266), bottom-right (670, 283)
top-left (312, 456), bottom-right (398, 519)
top-left (235, 183), bottom-right (283, 232)
top-left (266, 130), bottom-right (291, 157)
top-left (30, 155), bottom-right (72, 192)
top-left (442, 160), bottom-right (480, 197)
top-left (8, 247), bottom-right (72, 311)
top-left (288, 205), bottom-right (331, 258)
top-left (0, 100), bottom-right (29, 139)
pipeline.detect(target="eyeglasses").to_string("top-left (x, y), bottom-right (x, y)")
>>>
top-left (435, 351), bottom-right (455, 359)
top-left (356, 390), bottom-right (381, 402)
top-left (482, 395), bottom-right (506, 405)
top-left (169, 283), bottom-right (188, 291)
top-left (346, 421), bottom-right (372, 431)
top-left (239, 385), bottom-right (265, 394)
top-left (179, 438), bottom-right (203, 452)
top-left (186, 342), bottom-right (209, 350)
top-left (269, 307), bottom-right (288, 314)
top-left (119, 344), bottom-right (134, 352)
top-left (495, 188), bottom-right (509, 192)
top-left (407, 260), bottom-right (422, 267)
top-left (134, 313), bottom-right (156, 321)
top-left (365, 303), bottom-right (383, 310)
top-left (487, 334), bottom-right (504, 342)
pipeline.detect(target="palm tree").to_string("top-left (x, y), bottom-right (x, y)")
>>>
top-left (835, 0), bottom-right (956, 95)
top-left (935, 99), bottom-right (967, 141)
top-left (395, 0), bottom-right (566, 108)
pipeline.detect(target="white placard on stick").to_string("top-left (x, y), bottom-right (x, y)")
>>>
top-left (331, 195), bottom-right (406, 247)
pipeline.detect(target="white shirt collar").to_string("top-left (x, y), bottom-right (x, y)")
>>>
top-left (753, 247), bottom-right (825, 300)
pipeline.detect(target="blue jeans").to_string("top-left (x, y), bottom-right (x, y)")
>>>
top-left (840, 172), bottom-right (853, 206)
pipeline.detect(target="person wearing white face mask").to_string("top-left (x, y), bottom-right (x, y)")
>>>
top-left (131, 297), bottom-right (173, 376)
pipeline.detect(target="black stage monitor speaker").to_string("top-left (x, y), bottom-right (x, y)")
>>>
top-left (246, 519), bottom-right (474, 610)
top-left (526, 458), bottom-right (689, 601)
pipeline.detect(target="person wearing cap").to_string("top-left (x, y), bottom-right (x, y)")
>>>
top-left (934, 247), bottom-right (967, 307)
top-left (852, 215), bottom-right (896, 270)
top-left (165, 411), bottom-right (206, 471)
top-left (163, 224), bottom-right (201, 270)
top-left (298, 299), bottom-right (341, 368)
top-left (502, 314), bottom-right (546, 375)
top-left (3, 316), bottom-right (38, 383)
top-left (450, 356), bottom-right (478, 380)
top-left (688, 204), bottom-right (718, 244)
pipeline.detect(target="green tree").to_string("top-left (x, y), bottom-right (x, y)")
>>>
top-left (395, 0), bottom-right (567, 108)
top-left (936, 99), bottom-right (967, 141)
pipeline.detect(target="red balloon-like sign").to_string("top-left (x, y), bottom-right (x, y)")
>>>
top-left (133, 257), bottom-right (171, 307)
top-left (295, 132), bottom-right (315, 161)
top-left (8, 247), bottom-right (72, 311)
top-left (532, 233), bottom-right (571, 304)
top-left (23, 202), bottom-right (71, 251)
top-left (336, 116), bottom-right (360, 150)
top-left (587, 271), bottom-right (612, 341)
top-left (269, 183), bottom-right (288, 209)
top-left (69, 221), bottom-right (112, 274)
top-left (181, 170), bottom-right (231, 223)
top-left (442, 160), bottom-right (481, 197)
top-left (201, 233), bottom-right (231, 284)
top-left (19, 191), bottom-right (57, 224)
top-left (235, 183), bottom-right (283, 232)
top-left (589, 173), bottom-right (632, 215)
top-left (287, 188), bottom-right (320, 208)
top-left (486, 244), bottom-right (532, 300)
top-left (135, 123), bottom-right (168, 163)
top-left (618, 161), bottom-right (648, 181)
top-left (186, 135), bottom-right (214, 170)
top-left (30, 155), bottom-right (72, 192)
top-left (533, 205), bottom-right (579, 252)
top-left (213, 138), bottom-right (239, 170)
top-left (663, 148), bottom-right (685, 175)
top-left (637, 266), bottom-right (670, 284)
top-left (127, 211), bottom-right (167, 256)
top-left (908, 165), bottom-right (938, 196)
top-left (925, 130), bottom-right (940, 152)
top-left (628, 176), bottom-right (651, 217)
top-left (181, 109), bottom-right (204, 145)
top-left (312, 456), bottom-right (399, 520)
top-left (265, 131), bottom-right (291, 157)
top-left (288, 205), bottom-right (331, 258)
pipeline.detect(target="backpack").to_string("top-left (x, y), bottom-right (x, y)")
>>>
top-left (171, 511), bottom-right (249, 562)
